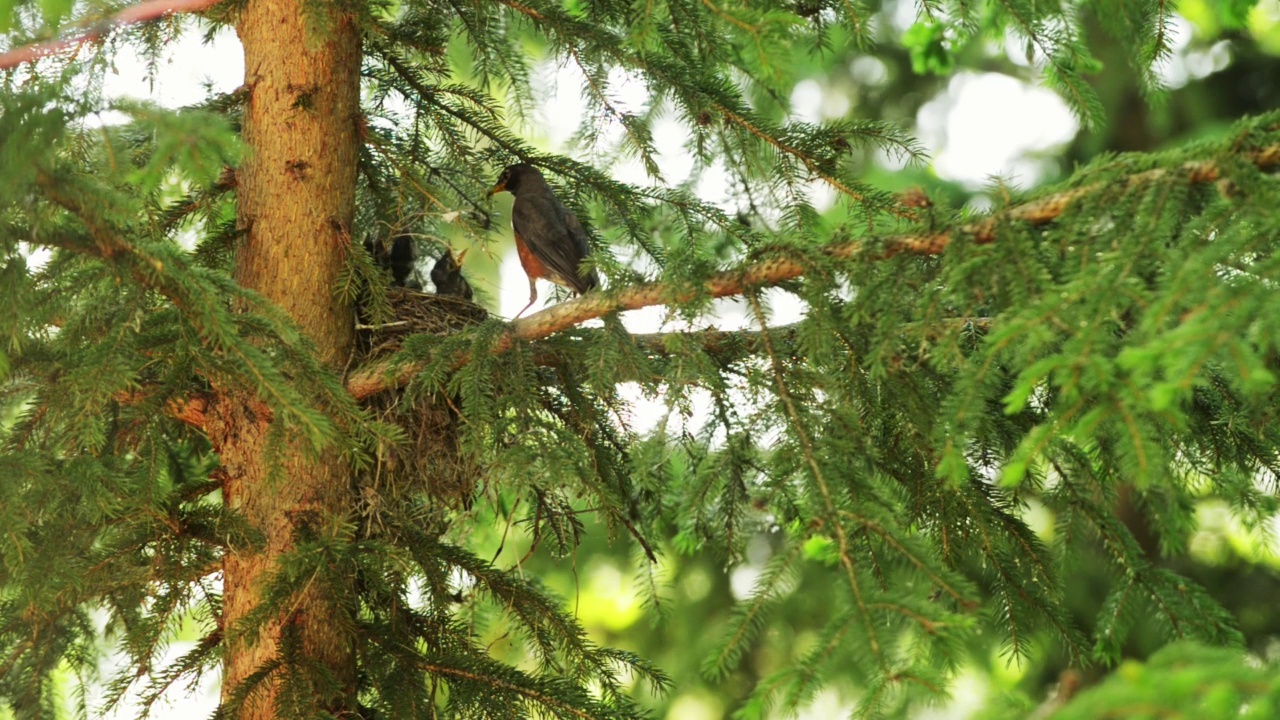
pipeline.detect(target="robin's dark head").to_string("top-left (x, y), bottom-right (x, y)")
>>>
top-left (488, 163), bottom-right (543, 197)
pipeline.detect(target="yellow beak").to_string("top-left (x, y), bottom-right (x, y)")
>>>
top-left (487, 181), bottom-right (506, 197)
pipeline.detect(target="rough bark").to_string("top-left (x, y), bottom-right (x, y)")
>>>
top-left (211, 0), bottom-right (362, 716)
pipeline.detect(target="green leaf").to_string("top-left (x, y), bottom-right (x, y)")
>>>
top-left (935, 438), bottom-right (970, 485)
top-left (802, 534), bottom-right (836, 564)
top-left (40, 0), bottom-right (72, 26)
top-left (1218, 0), bottom-right (1260, 29)
top-left (1001, 423), bottom-right (1053, 487)
top-left (903, 22), bottom-right (954, 76)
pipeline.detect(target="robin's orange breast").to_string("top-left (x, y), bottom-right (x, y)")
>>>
top-left (514, 231), bottom-right (552, 281)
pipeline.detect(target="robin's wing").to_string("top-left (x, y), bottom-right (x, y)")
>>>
top-left (512, 192), bottom-right (598, 294)
top-left (557, 204), bottom-right (600, 292)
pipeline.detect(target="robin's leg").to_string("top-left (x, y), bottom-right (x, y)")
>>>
top-left (515, 276), bottom-right (538, 318)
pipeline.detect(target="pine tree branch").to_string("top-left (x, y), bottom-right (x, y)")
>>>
top-left (708, 100), bottom-right (901, 212)
top-left (161, 167), bottom-right (237, 233)
top-left (343, 324), bottom-right (798, 400)
top-left (37, 174), bottom-right (171, 272)
top-left (171, 396), bottom-right (213, 430)
top-left (0, 0), bottom-right (223, 71)
top-left (746, 292), bottom-right (886, 671)
top-left (509, 144), bottom-right (1280, 345)
top-left (0, 639), bottom-right (33, 681)
top-left (346, 141), bottom-right (1280, 399)
top-left (626, 326), bottom-right (794, 358)
top-left (38, 174), bottom-right (336, 446)
top-left (345, 315), bottom-right (988, 401)
top-left (111, 391), bottom-right (213, 431)
top-left (416, 661), bottom-right (604, 720)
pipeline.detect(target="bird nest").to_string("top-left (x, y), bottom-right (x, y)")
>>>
top-left (354, 287), bottom-right (489, 522)
top-left (356, 286), bottom-right (489, 362)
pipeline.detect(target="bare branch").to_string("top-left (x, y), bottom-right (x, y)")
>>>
top-left (0, 0), bottom-right (224, 71)
top-left (112, 391), bottom-right (212, 431)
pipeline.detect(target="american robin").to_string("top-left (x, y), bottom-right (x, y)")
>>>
top-left (364, 234), bottom-right (421, 289)
top-left (487, 163), bottom-right (600, 317)
top-left (430, 248), bottom-right (473, 300)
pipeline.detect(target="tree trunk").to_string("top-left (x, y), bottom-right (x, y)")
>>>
top-left (210, 1), bottom-right (362, 716)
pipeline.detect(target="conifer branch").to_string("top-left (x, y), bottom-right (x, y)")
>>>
top-left (346, 140), bottom-right (1280, 399)
top-left (416, 662), bottom-right (600, 720)
top-left (37, 175), bottom-right (170, 271)
top-left (495, 0), bottom-right (545, 22)
top-left (849, 513), bottom-right (976, 609)
top-left (708, 101), bottom-right (895, 211)
top-left (506, 141), bottom-right (1280, 339)
top-left (0, 0), bottom-right (223, 71)
top-left (746, 292), bottom-right (886, 670)
top-left (624, 325), bottom-right (796, 359)
top-left (38, 175), bottom-right (338, 447)
top-left (161, 167), bottom-right (237, 232)
top-left (0, 639), bottom-right (32, 681)
top-left (488, 0), bottom-right (912, 208)
top-left (110, 390), bottom-right (213, 431)
top-left (705, 543), bottom-right (802, 679)
top-left (567, 47), bottom-right (658, 175)
top-left (995, 1), bottom-right (1096, 124)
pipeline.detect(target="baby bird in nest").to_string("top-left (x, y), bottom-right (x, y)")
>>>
top-left (430, 248), bottom-right (473, 301)
top-left (365, 234), bottom-right (422, 290)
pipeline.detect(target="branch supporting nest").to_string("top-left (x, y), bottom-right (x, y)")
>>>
top-left (346, 143), bottom-right (1280, 399)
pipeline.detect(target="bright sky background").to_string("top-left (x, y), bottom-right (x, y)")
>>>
top-left (60, 4), bottom-right (1244, 715)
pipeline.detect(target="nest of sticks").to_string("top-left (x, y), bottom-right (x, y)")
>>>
top-left (356, 286), bottom-right (490, 360)
top-left (355, 287), bottom-right (489, 521)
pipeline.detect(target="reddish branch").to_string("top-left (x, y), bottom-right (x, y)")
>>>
top-left (106, 392), bottom-right (227, 434)
top-left (0, 0), bottom-right (223, 71)
top-left (345, 143), bottom-right (1280, 399)
top-left (343, 231), bottom-right (957, 399)
top-left (168, 394), bottom-right (211, 429)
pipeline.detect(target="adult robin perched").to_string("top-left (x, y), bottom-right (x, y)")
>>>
top-left (430, 248), bottom-right (473, 300)
top-left (488, 163), bottom-right (600, 317)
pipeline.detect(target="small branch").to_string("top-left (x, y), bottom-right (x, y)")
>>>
top-left (38, 173), bottom-right (169, 271)
top-left (747, 291), bottom-right (886, 669)
top-left (111, 390), bottom-right (211, 431)
top-left (347, 360), bottom-right (422, 401)
top-left (495, 0), bottom-right (546, 22)
top-left (161, 167), bottom-right (237, 232)
top-left (0, 0), bottom-right (224, 71)
top-left (169, 395), bottom-right (211, 430)
top-left (624, 317), bottom-right (986, 363)
top-left (625, 325), bottom-right (791, 358)
top-left (355, 320), bottom-right (412, 331)
top-left (416, 660), bottom-right (598, 720)
top-left (1030, 669), bottom-right (1084, 720)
